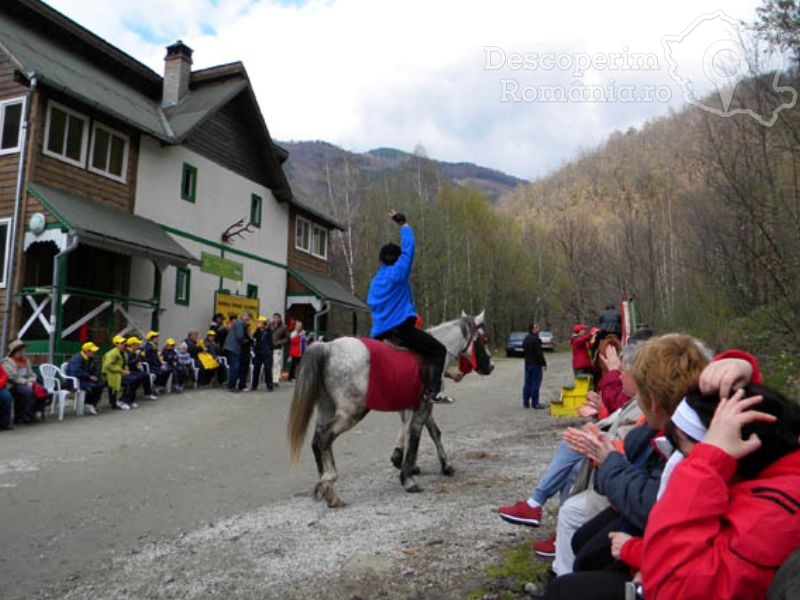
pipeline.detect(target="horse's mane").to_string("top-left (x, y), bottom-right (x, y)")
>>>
top-left (426, 316), bottom-right (472, 358)
top-left (426, 316), bottom-right (470, 338)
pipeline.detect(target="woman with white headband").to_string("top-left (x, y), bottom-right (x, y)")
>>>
top-left (610, 384), bottom-right (800, 600)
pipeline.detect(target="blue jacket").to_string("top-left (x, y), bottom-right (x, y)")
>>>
top-left (66, 351), bottom-right (99, 383)
top-left (594, 423), bottom-right (665, 531)
top-left (367, 225), bottom-right (417, 337)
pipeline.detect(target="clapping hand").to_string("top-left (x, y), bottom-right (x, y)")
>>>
top-left (577, 391), bottom-right (601, 418)
top-left (704, 389), bottom-right (776, 459)
top-left (600, 345), bottom-right (622, 372)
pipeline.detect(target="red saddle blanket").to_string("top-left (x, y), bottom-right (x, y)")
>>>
top-left (360, 338), bottom-right (424, 412)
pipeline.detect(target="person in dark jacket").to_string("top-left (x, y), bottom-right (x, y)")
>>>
top-left (597, 304), bottom-right (622, 338)
top-left (270, 313), bottom-right (289, 386)
top-left (223, 312), bottom-right (252, 391)
top-left (142, 331), bottom-right (170, 388)
top-left (252, 316), bottom-right (273, 391)
top-left (209, 313), bottom-right (228, 350)
top-left (65, 341), bottom-right (106, 415)
top-left (161, 338), bottom-right (184, 391)
top-left (123, 337), bottom-right (156, 406)
top-left (522, 323), bottom-right (547, 409)
top-left (367, 210), bottom-right (452, 403)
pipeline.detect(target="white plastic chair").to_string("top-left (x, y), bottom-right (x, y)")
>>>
top-left (60, 361), bottom-right (87, 415)
top-left (41, 364), bottom-right (84, 420)
top-left (140, 362), bottom-right (158, 391)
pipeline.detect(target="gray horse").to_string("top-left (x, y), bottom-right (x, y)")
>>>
top-left (288, 312), bottom-right (493, 507)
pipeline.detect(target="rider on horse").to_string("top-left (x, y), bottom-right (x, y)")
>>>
top-left (367, 210), bottom-right (454, 404)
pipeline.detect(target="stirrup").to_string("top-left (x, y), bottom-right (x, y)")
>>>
top-left (430, 392), bottom-right (455, 404)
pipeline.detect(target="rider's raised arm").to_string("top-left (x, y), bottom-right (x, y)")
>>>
top-left (386, 224), bottom-right (415, 282)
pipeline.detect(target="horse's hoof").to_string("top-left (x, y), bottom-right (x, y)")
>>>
top-left (442, 465), bottom-right (455, 476)
top-left (313, 483), bottom-right (326, 502)
top-left (405, 484), bottom-right (423, 493)
top-left (390, 448), bottom-right (403, 470)
top-left (328, 496), bottom-right (346, 508)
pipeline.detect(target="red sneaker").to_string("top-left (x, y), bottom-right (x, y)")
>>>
top-left (532, 533), bottom-right (557, 557)
top-left (497, 501), bottom-right (542, 527)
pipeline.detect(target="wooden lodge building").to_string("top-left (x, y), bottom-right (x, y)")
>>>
top-left (0, 0), bottom-right (366, 362)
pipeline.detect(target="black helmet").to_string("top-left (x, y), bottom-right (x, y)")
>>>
top-left (379, 243), bottom-right (401, 265)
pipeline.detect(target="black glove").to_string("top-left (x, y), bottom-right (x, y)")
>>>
top-left (391, 212), bottom-right (407, 225)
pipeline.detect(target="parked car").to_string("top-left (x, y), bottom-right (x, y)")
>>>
top-left (505, 331), bottom-right (527, 357)
top-left (539, 331), bottom-right (556, 351)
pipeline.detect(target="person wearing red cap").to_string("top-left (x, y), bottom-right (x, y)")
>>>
top-left (570, 324), bottom-right (593, 377)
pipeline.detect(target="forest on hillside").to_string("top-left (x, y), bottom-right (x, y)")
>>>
top-left (317, 1), bottom-right (800, 381)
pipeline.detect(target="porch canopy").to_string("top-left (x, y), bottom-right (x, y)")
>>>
top-left (287, 267), bottom-right (368, 312)
top-left (28, 183), bottom-right (199, 268)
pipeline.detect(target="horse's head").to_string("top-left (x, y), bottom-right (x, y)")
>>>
top-left (459, 310), bottom-right (494, 376)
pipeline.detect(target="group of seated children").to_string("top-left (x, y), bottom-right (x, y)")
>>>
top-left (498, 330), bottom-right (800, 600)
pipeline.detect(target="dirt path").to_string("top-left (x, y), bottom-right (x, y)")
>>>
top-left (0, 353), bottom-right (577, 599)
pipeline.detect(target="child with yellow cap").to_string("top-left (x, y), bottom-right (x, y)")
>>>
top-left (143, 331), bottom-right (170, 390)
top-left (122, 337), bottom-right (157, 407)
top-left (161, 338), bottom-right (184, 391)
top-left (102, 335), bottom-right (130, 410)
top-left (65, 341), bottom-right (106, 415)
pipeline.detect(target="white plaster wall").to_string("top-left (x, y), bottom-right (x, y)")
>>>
top-left (128, 136), bottom-right (289, 337)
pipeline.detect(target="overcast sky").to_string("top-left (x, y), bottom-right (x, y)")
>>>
top-left (46, 0), bottom-right (770, 179)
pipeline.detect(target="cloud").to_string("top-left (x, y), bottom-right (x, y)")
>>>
top-left (47, 0), bottom-right (764, 178)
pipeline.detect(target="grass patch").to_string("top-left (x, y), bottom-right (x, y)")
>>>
top-left (466, 542), bottom-right (551, 598)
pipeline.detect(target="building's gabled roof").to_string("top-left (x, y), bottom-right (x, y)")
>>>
top-left (0, 0), bottom-right (293, 201)
top-left (0, 14), bottom-right (168, 140)
top-left (164, 77), bottom-right (249, 141)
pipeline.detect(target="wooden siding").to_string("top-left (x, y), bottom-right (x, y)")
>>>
top-left (27, 91), bottom-right (139, 213)
top-left (0, 50), bottom-right (27, 218)
top-left (0, 50), bottom-right (29, 335)
top-left (184, 92), bottom-right (271, 189)
top-left (287, 210), bottom-right (329, 275)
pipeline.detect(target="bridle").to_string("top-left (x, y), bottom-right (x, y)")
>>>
top-left (456, 316), bottom-right (488, 371)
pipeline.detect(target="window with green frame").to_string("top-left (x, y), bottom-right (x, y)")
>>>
top-left (246, 283), bottom-right (258, 299)
top-left (181, 163), bottom-right (197, 202)
top-left (175, 267), bottom-right (191, 305)
top-left (250, 193), bottom-right (262, 228)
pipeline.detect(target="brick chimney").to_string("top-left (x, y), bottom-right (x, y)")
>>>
top-left (162, 40), bottom-right (193, 107)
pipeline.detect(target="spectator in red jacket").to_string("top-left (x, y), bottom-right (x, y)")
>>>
top-left (288, 320), bottom-right (307, 381)
top-left (625, 384), bottom-right (800, 600)
top-left (570, 324), bottom-right (593, 377)
top-left (0, 363), bottom-right (12, 430)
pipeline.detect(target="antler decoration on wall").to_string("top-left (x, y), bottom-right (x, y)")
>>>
top-left (221, 219), bottom-right (255, 245)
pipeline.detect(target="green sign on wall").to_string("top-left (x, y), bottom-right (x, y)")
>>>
top-left (201, 252), bottom-right (244, 281)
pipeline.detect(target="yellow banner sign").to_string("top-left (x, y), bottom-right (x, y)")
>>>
top-left (214, 292), bottom-right (260, 330)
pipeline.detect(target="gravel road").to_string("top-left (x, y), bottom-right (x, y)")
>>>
top-left (0, 352), bottom-right (577, 599)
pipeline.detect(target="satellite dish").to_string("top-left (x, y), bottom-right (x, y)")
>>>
top-left (29, 212), bottom-right (46, 235)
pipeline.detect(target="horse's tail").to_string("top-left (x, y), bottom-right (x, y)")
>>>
top-left (288, 343), bottom-right (327, 465)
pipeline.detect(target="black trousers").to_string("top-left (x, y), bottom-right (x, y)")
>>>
top-left (572, 506), bottom-right (621, 572)
top-left (544, 507), bottom-right (632, 600)
top-left (252, 353), bottom-right (273, 390)
top-left (377, 316), bottom-right (447, 395)
top-left (544, 570), bottom-right (628, 600)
